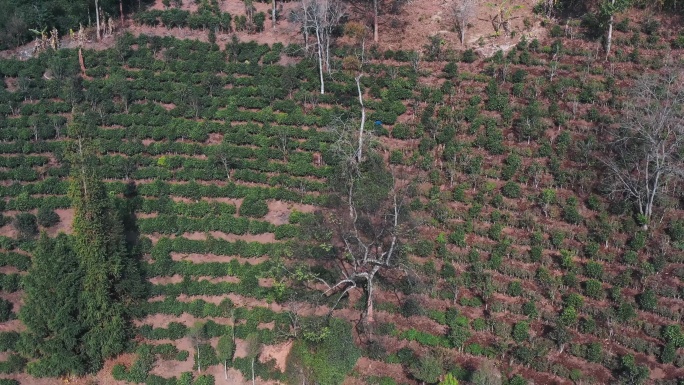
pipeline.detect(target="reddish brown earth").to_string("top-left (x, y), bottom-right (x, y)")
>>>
top-left (169, 252), bottom-right (269, 265)
top-left (2, 1), bottom-right (684, 384)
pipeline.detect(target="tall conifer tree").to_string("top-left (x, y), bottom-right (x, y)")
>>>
top-left (20, 115), bottom-right (144, 375)
top-left (19, 234), bottom-right (85, 377)
top-left (68, 118), bottom-right (136, 370)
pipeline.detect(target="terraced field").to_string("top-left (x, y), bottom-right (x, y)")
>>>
top-left (0, 7), bottom-right (683, 385)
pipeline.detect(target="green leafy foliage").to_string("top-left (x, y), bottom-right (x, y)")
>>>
top-left (36, 207), bottom-right (60, 227)
top-left (239, 195), bottom-right (269, 218)
top-left (409, 353), bottom-right (443, 384)
top-left (18, 234), bottom-right (86, 377)
top-left (13, 213), bottom-right (37, 240)
top-left (286, 318), bottom-right (360, 385)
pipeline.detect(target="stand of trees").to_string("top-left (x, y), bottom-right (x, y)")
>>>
top-left (0, 0), bottom-right (138, 50)
top-left (600, 68), bottom-right (684, 227)
top-left (18, 117), bottom-right (144, 376)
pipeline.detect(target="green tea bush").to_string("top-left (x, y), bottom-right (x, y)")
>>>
top-left (36, 207), bottom-right (60, 227)
top-left (0, 332), bottom-right (18, 352)
top-left (138, 322), bottom-right (188, 340)
top-left (462, 49), bottom-right (477, 63)
top-left (401, 297), bottom-right (424, 317)
top-left (563, 197), bottom-right (583, 225)
top-left (176, 350), bottom-right (190, 361)
top-left (13, 213), bottom-right (37, 239)
top-left (667, 220), bottom-right (684, 243)
top-left (0, 274), bottom-right (21, 293)
top-left (413, 239), bottom-right (434, 258)
top-left (285, 318), bottom-right (360, 385)
top-left (0, 252), bottom-right (30, 271)
top-left (0, 354), bottom-right (26, 374)
top-left (193, 343), bottom-right (219, 372)
top-left (501, 181), bottom-right (522, 198)
top-left (239, 195), bottom-right (269, 218)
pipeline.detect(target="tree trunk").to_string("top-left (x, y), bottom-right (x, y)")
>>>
top-left (79, 48), bottom-right (87, 78)
top-left (120, 0), bottom-right (124, 25)
top-left (197, 345), bottom-right (201, 372)
top-left (373, 0), bottom-right (378, 42)
top-left (605, 0), bottom-right (615, 60)
top-left (251, 357), bottom-right (255, 385)
top-left (325, 34), bottom-right (331, 73)
top-left (315, 27), bottom-right (324, 94)
top-left (222, 159), bottom-right (231, 180)
top-left (361, 37), bottom-right (365, 64)
top-left (646, 170), bottom-right (660, 222)
top-left (355, 75), bottom-right (365, 163)
top-left (272, 0), bottom-right (277, 29)
top-left (303, 21), bottom-right (309, 52)
top-left (224, 360), bottom-right (227, 380)
top-left (366, 279), bottom-right (374, 323)
top-left (95, 0), bottom-right (101, 41)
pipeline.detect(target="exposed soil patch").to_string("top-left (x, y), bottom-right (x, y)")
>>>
top-left (0, 319), bottom-right (25, 333)
top-left (0, 266), bottom-right (22, 275)
top-left (135, 312), bottom-right (234, 329)
top-left (177, 294), bottom-right (228, 305)
top-left (149, 337), bottom-right (195, 377)
top-left (148, 232), bottom-right (277, 243)
top-left (0, 291), bottom-right (24, 315)
top-left (210, 231), bottom-right (277, 243)
top-left (198, 275), bottom-right (241, 284)
top-left (263, 200), bottom-right (318, 226)
top-left (0, 224), bottom-right (17, 239)
top-left (170, 252), bottom-right (269, 265)
top-left (259, 340), bottom-right (293, 373)
top-left (353, 357), bottom-right (406, 385)
top-left (3, 78), bottom-right (18, 92)
top-left (258, 321), bottom-right (275, 331)
top-left (149, 274), bottom-right (185, 285)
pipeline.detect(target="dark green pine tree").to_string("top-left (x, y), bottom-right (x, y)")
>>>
top-left (20, 116), bottom-right (144, 376)
top-left (68, 118), bottom-right (142, 371)
top-left (18, 234), bottom-right (86, 377)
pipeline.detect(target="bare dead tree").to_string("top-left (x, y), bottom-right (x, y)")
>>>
top-left (451, 0), bottom-right (476, 45)
top-left (313, 126), bottom-right (410, 324)
top-left (483, 0), bottom-right (522, 36)
top-left (355, 74), bottom-right (366, 163)
top-left (300, 0), bottom-right (346, 94)
top-left (345, 0), bottom-right (410, 43)
top-left (599, 68), bottom-right (684, 227)
top-left (540, 0), bottom-right (558, 17)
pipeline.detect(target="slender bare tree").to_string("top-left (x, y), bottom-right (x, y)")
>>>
top-left (299, 0), bottom-right (346, 94)
top-left (120, 0), bottom-right (125, 25)
top-left (95, 0), bottom-right (101, 41)
top-left (451, 0), bottom-right (476, 45)
top-left (311, 125), bottom-right (411, 324)
top-left (355, 74), bottom-right (366, 163)
top-left (245, 333), bottom-right (261, 385)
top-left (599, 68), bottom-right (684, 227)
top-left (601, 0), bottom-right (632, 60)
top-left (272, 0), bottom-right (277, 29)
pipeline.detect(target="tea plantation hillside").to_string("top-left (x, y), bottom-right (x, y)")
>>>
top-left (0, 2), bottom-right (683, 385)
